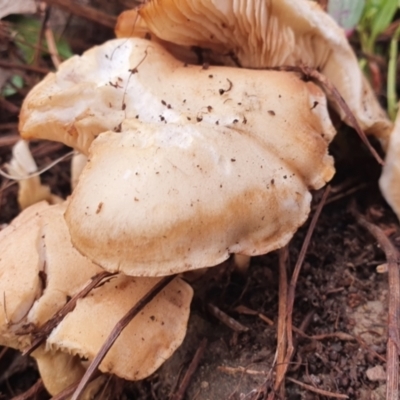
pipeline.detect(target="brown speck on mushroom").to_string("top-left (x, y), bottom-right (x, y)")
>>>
top-left (268, 110), bottom-right (276, 116)
top-left (96, 202), bottom-right (103, 214)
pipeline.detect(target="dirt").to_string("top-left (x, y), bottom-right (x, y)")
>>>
top-left (1, 3), bottom-right (400, 400)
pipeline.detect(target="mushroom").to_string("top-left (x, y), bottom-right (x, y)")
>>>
top-left (5, 140), bottom-right (61, 210)
top-left (380, 108), bottom-right (400, 220)
top-left (19, 37), bottom-right (335, 156)
top-left (0, 201), bottom-right (193, 395)
top-left (116, 0), bottom-right (392, 146)
top-left (65, 117), bottom-right (334, 276)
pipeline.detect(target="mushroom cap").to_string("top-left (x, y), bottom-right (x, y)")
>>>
top-left (65, 118), bottom-right (334, 276)
top-left (0, 201), bottom-right (193, 387)
top-left (380, 108), bottom-right (400, 220)
top-left (0, 202), bottom-right (47, 349)
top-left (116, 0), bottom-right (391, 145)
top-left (0, 201), bottom-right (102, 349)
top-left (47, 274), bottom-right (193, 380)
top-left (19, 37), bottom-right (335, 155)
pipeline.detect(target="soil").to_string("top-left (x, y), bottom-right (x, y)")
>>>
top-left (0, 3), bottom-right (399, 400)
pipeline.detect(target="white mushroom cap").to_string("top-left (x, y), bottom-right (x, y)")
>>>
top-left (380, 108), bottom-right (400, 220)
top-left (116, 0), bottom-right (391, 145)
top-left (65, 118), bottom-right (334, 276)
top-left (19, 37), bottom-right (335, 155)
top-left (0, 201), bottom-right (193, 392)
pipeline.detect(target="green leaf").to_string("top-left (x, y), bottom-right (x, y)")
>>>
top-left (2, 75), bottom-right (24, 97)
top-left (369, 0), bottom-right (398, 46)
top-left (13, 16), bottom-right (73, 64)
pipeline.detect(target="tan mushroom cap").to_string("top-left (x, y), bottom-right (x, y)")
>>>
top-left (65, 118), bottom-right (334, 277)
top-left (48, 274), bottom-right (193, 380)
top-left (0, 201), bottom-right (101, 350)
top-left (20, 37), bottom-right (335, 155)
top-left (0, 202), bottom-right (46, 349)
top-left (380, 108), bottom-right (400, 220)
top-left (0, 201), bottom-right (193, 393)
top-left (116, 0), bottom-right (391, 146)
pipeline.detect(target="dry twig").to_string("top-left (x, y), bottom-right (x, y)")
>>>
top-left (170, 338), bottom-right (208, 400)
top-left (286, 377), bottom-right (348, 399)
top-left (268, 186), bottom-right (331, 399)
top-left (208, 303), bottom-right (249, 332)
top-left (351, 205), bottom-right (400, 400)
top-left (274, 246), bottom-right (288, 398)
top-left (10, 379), bottom-right (44, 400)
top-left (42, 0), bottom-right (117, 29)
top-left (24, 271), bottom-right (116, 356)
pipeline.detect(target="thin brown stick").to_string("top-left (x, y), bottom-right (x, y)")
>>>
top-left (33, 4), bottom-right (49, 68)
top-left (70, 275), bottom-right (177, 400)
top-left (269, 186), bottom-right (330, 399)
top-left (273, 246), bottom-right (289, 397)
top-left (45, 28), bottom-right (61, 68)
top-left (208, 303), bottom-right (249, 332)
top-left (351, 206), bottom-right (400, 400)
top-left (267, 65), bottom-right (384, 166)
top-left (286, 377), bottom-right (348, 399)
top-left (24, 271), bottom-right (115, 356)
top-left (0, 134), bottom-right (18, 147)
top-left (170, 338), bottom-right (208, 400)
top-left (218, 365), bottom-right (268, 376)
top-left (0, 97), bottom-right (19, 114)
top-left (42, 0), bottom-right (117, 29)
top-left (0, 61), bottom-right (49, 74)
top-left (10, 379), bottom-right (44, 400)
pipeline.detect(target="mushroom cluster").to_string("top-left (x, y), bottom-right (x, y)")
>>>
top-left (1, 0), bottom-right (397, 397)
top-left (0, 200), bottom-right (193, 396)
